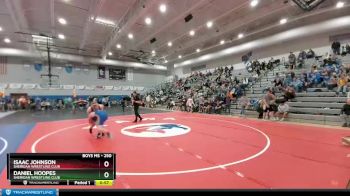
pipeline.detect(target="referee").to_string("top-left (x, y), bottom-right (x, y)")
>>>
top-left (132, 91), bottom-right (143, 123)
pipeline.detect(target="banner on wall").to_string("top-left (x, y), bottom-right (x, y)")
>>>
top-left (136, 86), bottom-right (145, 91)
top-left (113, 86), bottom-right (122, 91)
top-left (109, 68), bottom-right (126, 80)
top-left (37, 84), bottom-right (49, 89)
top-left (95, 85), bottom-right (104, 90)
top-left (75, 85), bottom-right (85, 90)
top-left (127, 68), bottom-right (133, 81)
top-left (85, 86), bottom-right (95, 90)
top-left (63, 85), bottom-right (74, 90)
top-left (49, 85), bottom-right (62, 90)
top-left (122, 86), bottom-right (130, 91)
top-left (104, 86), bottom-right (114, 90)
top-left (22, 84), bottom-right (37, 89)
top-left (9, 83), bottom-right (23, 89)
top-left (23, 64), bottom-right (31, 71)
top-left (0, 84), bottom-right (8, 89)
top-left (98, 66), bottom-right (106, 79)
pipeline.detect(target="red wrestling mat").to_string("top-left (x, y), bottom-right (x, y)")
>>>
top-left (0, 112), bottom-right (349, 189)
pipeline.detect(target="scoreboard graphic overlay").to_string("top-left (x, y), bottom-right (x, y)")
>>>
top-left (7, 153), bottom-right (116, 186)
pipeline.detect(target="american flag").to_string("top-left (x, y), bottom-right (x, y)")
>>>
top-left (0, 56), bottom-right (7, 75)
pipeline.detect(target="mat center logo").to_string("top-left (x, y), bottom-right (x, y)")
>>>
top-left (121, 123), bottom-right (191, 138)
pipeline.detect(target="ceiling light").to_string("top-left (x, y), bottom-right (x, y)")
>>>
top-left (58, 18), bottom-right (67, 25)
top-left (189, 30), bottom-right (195, 36)
top-left (220, 40), bottom-right (225, 45)
top-left (196, 48), bottom-right (201, 53)
top-left (95, 17), bottom-right (116, 27)
top-left (128, 33), bottom-right (134, 39)
top-left (32, 35), bottom-right (53, 40)
top-left (178, 55), bottom-right (182, 59)
top-left (336, 1), bottom-right (345, 8)
top-left (58, 34), bottom-right (65, 39)
top-left (280, 18), bottom-right (288, 24)
top-left (168, 42), bottom-right (172, 47)
top-left (145, 17), bottom-right (152, 25)
top-left (4, 38), bottom-right (11, 43)
top-left (238, 33), bottom-right (244, 39)
top-left (0, 26), bottom-right (2, 31)
top-left (108, 52), bottom-right (113, 56)
top-left (250, 0), bottom-right (259, 7)
top-left (159, 4), bottom-right (167, 13)
top-left (116, 44), bottom-right (121, 49)
top-left (206, 21), bottom-right (213, 28)
top-left (32, 35), bottom-right (53, 44)
top-left (152, 50), bottom-right (156, 54)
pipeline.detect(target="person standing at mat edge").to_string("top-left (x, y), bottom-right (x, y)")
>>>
top-left (132, 91), bottom-right (143, 123)
top-left (341, 98), bottom-right (350, 127)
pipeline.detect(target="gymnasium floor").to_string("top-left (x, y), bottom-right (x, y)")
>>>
top-left (0, 108), bottom-right (349, 189)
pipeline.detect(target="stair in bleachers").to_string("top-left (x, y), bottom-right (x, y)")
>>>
top-left (292, 97), bottom-right (346, 102)
top-left (288, 102), bottom-right (343, 109)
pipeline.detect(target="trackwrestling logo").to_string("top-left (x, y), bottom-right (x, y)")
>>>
top-left (121, 123), bottom-right (191, 138)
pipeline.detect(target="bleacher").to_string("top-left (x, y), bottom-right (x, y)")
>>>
top-left (230, 55), bottom-right (350, 126)
top-left (148, 52), bottom-right (350, 127)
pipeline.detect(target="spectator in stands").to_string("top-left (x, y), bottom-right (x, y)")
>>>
top-left (341, 46), bottom-right (347, 56)
top-left (214, 100), bottom-right (223, 114)
top-left (346, 44), bottom-right (350, 54)
top-left (238, 96), bottom-right (250, 117)
top-left (167, 99), bottom-right (175, 110)
top-left (341, 99), bottom-right (350, 127)
top-left (224, 93), bottom-right (232, 113)
top-left (0, 97), bottom-right (5, 112)
top-left (181, 97), bottom-right (187, 111)
top-left (146, 94), bottom-right (152, 108)
top-left (7, 98), bottom-right (13, 111)
top-left (121, 97), bottom-right (127, 112)
top-left (186, 97), bottom-right (194, 112)
top-left (203, 100), bottom-right (211, 114)
top-left (306, 49), bottom-right (315, 59)
top-left (297, 50), bottom-right (307, 68)
top-left (35, 97), bottom-right (41, 111)
top-left (300, 71), bottom-right (310, 92)
top-left (312, 70), bottom-right (323, 87)
top-left (57, 99), bottom-right (63, 110)
top-left (321, 68), bottom-right (330, 82)
top-left (291, 77), bottom-right (303, 93)
top-left (326, 73), bottom-right (338, 91)
top-left (273, 74), bottom-right (283, 92)
top-left (337, 74), bottom-right (348, 97)
top-left (323, 54), bottom-right (337, 66)
top-left (288, 52), bottom-right (297, 70)
top-left (276, 101), bottom-right (289, 121)
top-left (331, 41), bottom-right (341, 55)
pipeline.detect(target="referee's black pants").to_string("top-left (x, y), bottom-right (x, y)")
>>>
top-left (134, 105), bottom-right (142, 121)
